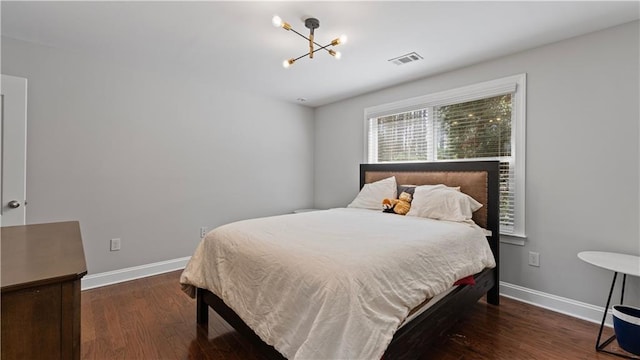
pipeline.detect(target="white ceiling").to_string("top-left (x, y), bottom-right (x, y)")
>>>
top-left (2, 1), bottom-right (639, 107)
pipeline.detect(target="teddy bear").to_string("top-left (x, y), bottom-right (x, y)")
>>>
top-left (382, 191), bottom-right (413, 215)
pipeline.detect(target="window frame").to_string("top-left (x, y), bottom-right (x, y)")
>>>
top-left (363, 74), bottom-right (526, 239)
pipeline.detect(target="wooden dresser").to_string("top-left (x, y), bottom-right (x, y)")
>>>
top-left (1, 221), bottom-right (87, 360)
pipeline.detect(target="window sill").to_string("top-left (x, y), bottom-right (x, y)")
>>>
top-left (499, 234), bottom-right (526, 246)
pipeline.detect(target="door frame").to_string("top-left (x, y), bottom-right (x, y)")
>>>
top-left (1, 74), bottom-right (28, 226)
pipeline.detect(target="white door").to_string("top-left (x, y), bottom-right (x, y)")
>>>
top-left (1, 74), bottom-right (28, 226)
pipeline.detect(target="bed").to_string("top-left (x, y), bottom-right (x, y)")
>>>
top-left (180, 160), bottom-right (500, 359)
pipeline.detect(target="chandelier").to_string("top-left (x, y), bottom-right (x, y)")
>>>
top-left (272, 15), bottom-right (347, 68)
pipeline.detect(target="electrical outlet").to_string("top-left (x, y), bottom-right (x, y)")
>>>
top-left (528, 251), bottom-right (540, 267)
top-left (110, 238), bottom-right (121, 251)
top-left (200, 227), bottom-right (208, 238)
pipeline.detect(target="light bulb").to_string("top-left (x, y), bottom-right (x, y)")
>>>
top-left (331, 34), bottom-right (348, 46)
top-left (272, 15), bottom-right (283, 27)
top-left (272, 15), bottom-right (291, 30)
top-left (282, 59), bottom-right (294, 68)
top-left (334, 51), bottom-right (342, 60)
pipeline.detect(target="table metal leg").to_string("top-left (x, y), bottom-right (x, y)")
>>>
top-left (621, 274), bottom-right (626, 304)
top-left (596, 272), bottom-right (618, 351)
top-left (596, 272), bottom-right (638, 359)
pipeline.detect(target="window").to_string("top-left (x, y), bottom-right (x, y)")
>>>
top-left (365, 74), bottom-right (526, 237)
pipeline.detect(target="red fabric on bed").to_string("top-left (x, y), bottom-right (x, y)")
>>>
top-left (454, 275), bottom-right (475, 286)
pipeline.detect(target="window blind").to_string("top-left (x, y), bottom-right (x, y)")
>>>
top-left (367, 110), bottom-right (432, 163)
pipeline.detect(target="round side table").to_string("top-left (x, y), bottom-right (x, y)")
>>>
top-left (578, 251), bottom-right (640, 359)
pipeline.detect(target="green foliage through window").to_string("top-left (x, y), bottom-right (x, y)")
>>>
top-left (436, 95), bottom-right (512, 160)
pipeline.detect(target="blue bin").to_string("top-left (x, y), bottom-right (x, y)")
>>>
top-left (612, 305), bottom-right (640, 356)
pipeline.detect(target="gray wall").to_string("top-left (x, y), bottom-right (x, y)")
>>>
top-left (2, 37), bottom-right (315, 274)
top-left (314, 21), bottom-right (640, 308)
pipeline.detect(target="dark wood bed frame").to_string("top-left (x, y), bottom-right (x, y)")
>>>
top-left (195, 161), bottom-right (500, 359)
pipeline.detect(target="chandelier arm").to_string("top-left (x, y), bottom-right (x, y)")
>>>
top-left (288, 26), bottom-right (338, 52)
top-left (293, 52), bottom-right (311, 62)
top-left (315, 42), bottom-right (334, 54)
top-left (291, 42), bottom-right (336, 62)
top-left (288, 27), bottom-right (312, 42)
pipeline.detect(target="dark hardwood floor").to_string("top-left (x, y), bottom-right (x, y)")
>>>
top-left (81, 271), bottom-right (634, 359)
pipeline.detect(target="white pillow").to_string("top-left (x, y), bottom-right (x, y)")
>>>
top-left (347, 176), bottom-right (397, 210)
top-left (406, 185), bottom-right (482, 221)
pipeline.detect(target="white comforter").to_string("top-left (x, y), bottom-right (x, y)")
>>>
top-left (180, 208), bottom-right (495, 360)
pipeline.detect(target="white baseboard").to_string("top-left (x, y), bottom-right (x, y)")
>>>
top-left (80, 257), bottom-right (611, 328)
top-left (81, 256), bottom-right (190, 290)
top-left (500, 281), bottom-right (612, 327)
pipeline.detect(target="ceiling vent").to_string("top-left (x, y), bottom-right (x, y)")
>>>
top-left (388, 52), bottom-right (423, 66)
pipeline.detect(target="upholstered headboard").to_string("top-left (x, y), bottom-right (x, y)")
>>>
top-left (359, 161), bottom-right (499, 234)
